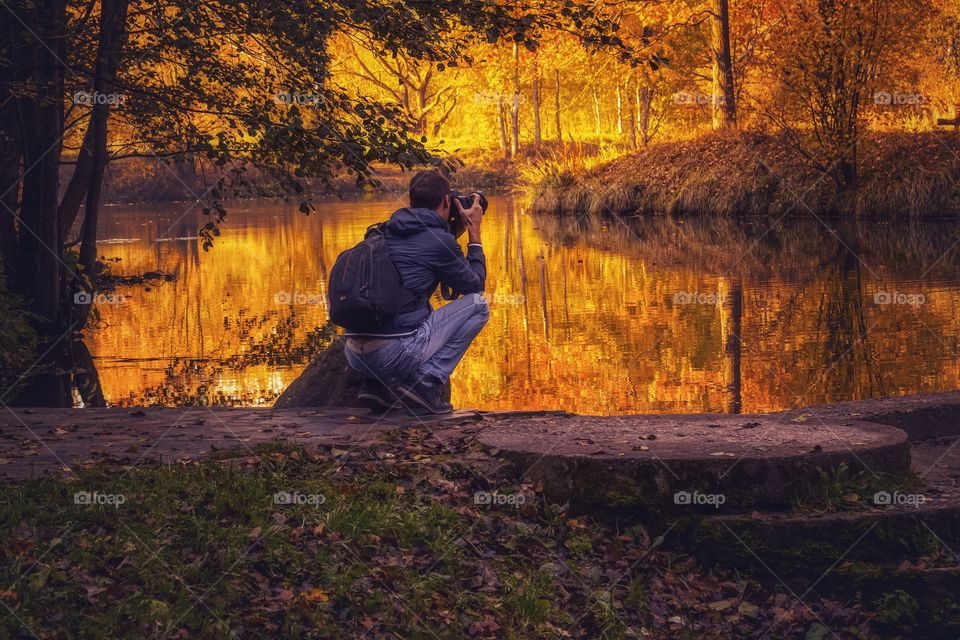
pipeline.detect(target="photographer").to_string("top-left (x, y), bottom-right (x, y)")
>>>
top-left (342, 170), bottom-right (488, 414)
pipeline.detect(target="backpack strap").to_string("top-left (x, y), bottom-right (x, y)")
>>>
top-left (364, 222), bottom-right (387, 239)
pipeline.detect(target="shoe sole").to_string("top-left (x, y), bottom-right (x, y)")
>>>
top-left (356, 392), bottom-right (401, 412)
top-left (397, 385), bottom-right (452, 415)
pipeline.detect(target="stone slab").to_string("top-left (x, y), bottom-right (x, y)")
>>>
top-left (479, 412), bottom-right (910, 508)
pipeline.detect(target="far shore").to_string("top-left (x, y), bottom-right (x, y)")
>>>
top-left (523, 130), bottom-right (960, 219)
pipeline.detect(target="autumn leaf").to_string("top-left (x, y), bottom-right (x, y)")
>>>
top-left (302, 588), bottom-right (329, 602)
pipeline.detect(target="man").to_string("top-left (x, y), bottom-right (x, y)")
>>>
top-left (343, 170), bottom-right (488, 415)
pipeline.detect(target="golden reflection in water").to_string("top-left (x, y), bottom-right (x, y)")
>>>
top-left (87, 196), bottom-right (960, 413)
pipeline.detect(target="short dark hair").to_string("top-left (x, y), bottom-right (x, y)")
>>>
top-left (409, 170), bottom-right (450, 210)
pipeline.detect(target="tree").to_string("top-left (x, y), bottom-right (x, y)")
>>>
top-left (762, 0), bottom-right (927, 197)
top-left (339, 42), bottom-right (459, 137)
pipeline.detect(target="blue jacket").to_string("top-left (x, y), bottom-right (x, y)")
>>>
top-left (347, 207), bottom-right (486, 336)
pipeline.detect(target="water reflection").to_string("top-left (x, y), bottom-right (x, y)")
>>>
top-left (87, 196), bottom-right (960, 413)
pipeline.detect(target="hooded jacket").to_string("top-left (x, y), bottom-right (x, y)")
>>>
top-left (345, 207), bottom-right (486, 336)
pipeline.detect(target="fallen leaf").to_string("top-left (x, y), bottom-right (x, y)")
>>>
top-left (708, 599), bottom-right (733, 611)
top-left (302, 588), bottom-right (329, 602)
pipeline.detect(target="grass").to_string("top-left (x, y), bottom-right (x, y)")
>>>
top-left (0, 431), bottom-right (889, 639)
top-left (790, 463), bottom-right (925, 514)
top-left (522, 130), bottom-right (960, 218)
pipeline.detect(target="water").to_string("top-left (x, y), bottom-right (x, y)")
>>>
top-left (87, 195), bottom-right (960, 413)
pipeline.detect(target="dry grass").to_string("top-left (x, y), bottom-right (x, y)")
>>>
top-left (523, 130), bottom-right (960, 218)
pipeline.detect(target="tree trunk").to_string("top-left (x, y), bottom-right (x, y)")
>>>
top-left (16, 0), bottom-right (66, 323)
top-left (639, 85), bottom-right (653, 146)
top-left (58, 127), bottom-right (93, 244)
top-left (711, 0), bottom-right (737, 128)
top-left (532, 66), bottom-right (542, 146)
top-left (497, 96), bottom-right (510, 159)
top-left (554, 68), bottom-right (562, 145)
top-left (78, 0), bottom-right (130, 280)
top-left (616, 84), bottom-right (623, 135)
top-left (13, 0), bottom-right (70, 406)
top-left (510, 42), bottom-right (520, 158)
top-left (417, 83), bottom-right (428, 135)
top-left (0, 107), bottom-right (19, 286)
top-left (627, 81), bottom-right (638, 150)
top-left (592, 87), bottom-right (601, 137)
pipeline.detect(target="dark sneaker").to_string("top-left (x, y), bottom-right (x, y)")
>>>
top-left (398, 375), bottom-right (453, 415)
top-left (356, 379), bottom-right (399, 411)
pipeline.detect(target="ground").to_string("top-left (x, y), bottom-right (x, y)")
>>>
top-left (0, 408), bottom-right (884, 639)
top-left (5, 400), bottom-right (960, 637)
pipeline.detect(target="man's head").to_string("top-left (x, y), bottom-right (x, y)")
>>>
top-left (409, 170), bottom-right (451, 220)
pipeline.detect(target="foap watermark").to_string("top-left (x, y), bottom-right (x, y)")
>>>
top-left (73, 91), bottom-right (125, 106)
top-left (74, 291), bottom-right (125, 305)
top-left (482, 291), bottom-right (525, 306)
top-left (474, 490), bottom-right (526, 508)
top-left (872, 491), bottom-right (926, 508)
top-left (74, 491), bottom-right (126, 508)
top-left (673, 490), bottom-right (726, 509)
top-left (273, 491), bottom-right (326, 507)
top-left (873, 91), bottom-right (925, 107)
top-left (273, 291), bottom-right (323, 306)
top-left (673, 290), bottom-right (725, 306)
top-left (673, 91), bottom-right (721, 106)
top-left (873, 291), bottom-right (925, 307)
top-left (274, 91), bottom-right (322, 106)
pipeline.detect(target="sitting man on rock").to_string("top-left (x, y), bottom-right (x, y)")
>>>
top-left (342, 170), bottom-right (488, 415)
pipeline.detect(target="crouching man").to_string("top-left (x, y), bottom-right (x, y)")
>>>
top-left (343, 170), bottom-right (489, 414)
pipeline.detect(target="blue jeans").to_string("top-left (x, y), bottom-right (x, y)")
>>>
top-left (344, 293), bottom-right (490, 385)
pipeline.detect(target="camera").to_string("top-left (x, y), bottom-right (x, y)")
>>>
top-left (448, 190), bottom-right (488, 227)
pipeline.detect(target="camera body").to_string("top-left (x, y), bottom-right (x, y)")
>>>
top-left (448, 190), bottom-right (488, 228)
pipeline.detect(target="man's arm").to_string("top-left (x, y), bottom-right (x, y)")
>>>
top-left (432, 234), bottom-right (485, 296)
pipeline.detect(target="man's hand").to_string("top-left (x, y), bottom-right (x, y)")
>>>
top-left (454, 193), bottom-right (484, 244)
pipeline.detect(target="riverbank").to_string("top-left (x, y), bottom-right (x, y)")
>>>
top-left (523, 131), bottom-right (960, 218)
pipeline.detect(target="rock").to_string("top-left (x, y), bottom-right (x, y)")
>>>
top-left (273, 338), bottom-right (363, 408)
top-left (273, 337), bottom-right (451, 409)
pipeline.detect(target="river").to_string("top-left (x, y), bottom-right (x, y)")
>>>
top-left (87, 194), bottom-right (960, 414)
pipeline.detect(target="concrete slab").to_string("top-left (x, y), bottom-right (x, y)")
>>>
top-left (0, 406), bottom-right (488, 480)
top-left (479, 412), bottom-right (910, 508)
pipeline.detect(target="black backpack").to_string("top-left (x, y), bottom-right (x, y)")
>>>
top-left (328, 223), bottom-right (417, 333)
